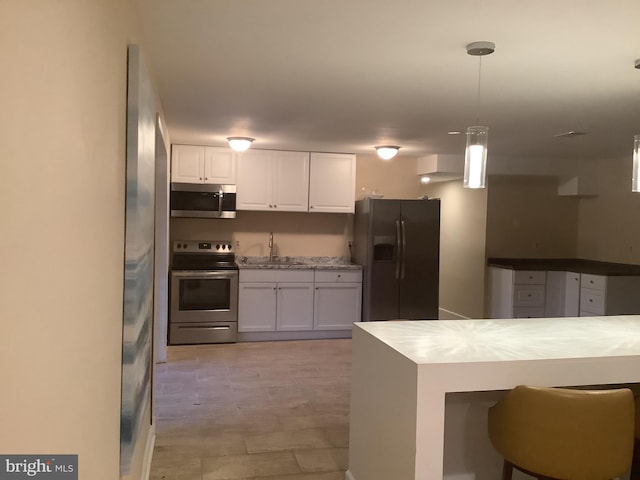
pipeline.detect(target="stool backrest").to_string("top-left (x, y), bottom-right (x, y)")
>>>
top-left (488, 385), bottom-right (634, 480)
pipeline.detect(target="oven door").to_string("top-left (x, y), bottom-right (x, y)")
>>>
top-left (170, 270), bottom-right (238, 324)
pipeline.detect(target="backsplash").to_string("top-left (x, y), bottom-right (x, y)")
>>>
top-left (170, 210), bottom-right (353, 257)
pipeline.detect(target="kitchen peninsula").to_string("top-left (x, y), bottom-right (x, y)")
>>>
top-left (347, 317), bottom-right (640, 480)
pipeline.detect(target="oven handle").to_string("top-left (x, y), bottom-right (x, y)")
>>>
top-left (171, 270), bottom-right (238, 280)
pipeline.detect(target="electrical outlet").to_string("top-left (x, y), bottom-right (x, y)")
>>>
top-left (235, 240), bottom-right (241, 248)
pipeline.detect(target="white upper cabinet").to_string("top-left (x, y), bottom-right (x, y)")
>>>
top-left (171, 144), bottom-right (236, 184)
top-left (236, 149), bottom-right (309, 212)
top-left (273, 151), bottom-right (310, 211)
top-left (204, 146), bottom-right (236, 184)
top-left (171, 145), bottom-right (204, 183)
top-left (308, 153), bottom-right (356, 213)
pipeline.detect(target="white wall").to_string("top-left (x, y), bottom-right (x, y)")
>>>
top-left (422, 181), bottom-right (488, 319)
top-left (0, 1), bottom-right (145, 478)
top-left (577, 154), bottom-right (640, 264)
top-left (485, 175), bottom-right (579, 258)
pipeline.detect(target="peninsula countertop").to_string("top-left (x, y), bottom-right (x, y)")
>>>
top-left (348, 317), bottom-right (640, 480)
top-left (488, 257), bottom-right (640, 276)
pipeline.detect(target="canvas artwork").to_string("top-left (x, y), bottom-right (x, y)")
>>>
top-left (120, 44), bottom-right (156, 475)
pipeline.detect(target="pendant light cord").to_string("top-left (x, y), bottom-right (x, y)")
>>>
top-left (476, 56), bottom-right (482, 126)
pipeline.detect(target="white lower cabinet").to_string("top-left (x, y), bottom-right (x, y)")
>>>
top-left (277, 283), bottom-right (314, 331)
top-left (239, 268), bottom-right (362, 335)
top-left (490, 266), bottom-right (640, 318)
top-left (545, 271), bottom-right (580, 317)
top-left (238, 283), bottom-right (277, 332)
top-left (313, 270), bottom-right (362, 330)
top-left (488, 268), bottom-right (546, 319)
top-left (238, 269), bottom-right (314, 332)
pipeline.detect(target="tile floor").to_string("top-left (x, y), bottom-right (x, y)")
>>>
top-left (150, 339), bottom-right (351, 480)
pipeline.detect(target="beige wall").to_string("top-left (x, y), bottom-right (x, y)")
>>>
top-left (422, 181), bottom-right (488, 319)
top-left (0, 1), bottom-right (146, 479)
top-left (577, 154), bottom-right (640, 264)
top-left (172, 212), bottom-right (353, 258)
top-left (356, 154), bottom-right (424, 200)
top-left (486, 176), bottom-right (579, 258)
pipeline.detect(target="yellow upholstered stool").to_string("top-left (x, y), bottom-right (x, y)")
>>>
top-left (488, 385), bottom-right (634, 480)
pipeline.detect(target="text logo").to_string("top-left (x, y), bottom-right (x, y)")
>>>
top-left (0, 456), bottom-right (77, 479)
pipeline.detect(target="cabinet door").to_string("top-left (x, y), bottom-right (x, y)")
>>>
top-left (308, 153), bottom-right (356, 213)
top-left (238, 283), bottom-right (277, 332)
top-left (313, 283), bottom-right (362, 330)
top-left (171, 145), bottom-right (205, 183)
top-left (563, 272), bottom-right (580, 316)
top-left (276, 283), bottom-right (314, 331)
top-left (236, 150), bottom-right (274, 210)
top-left (272, 151), bottom-right (309, 212)
top-left (204, 146), bottom-right (236, 184)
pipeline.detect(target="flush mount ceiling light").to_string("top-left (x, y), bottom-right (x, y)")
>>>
top-left (463, 41), bottom-right (495, 189)
top-left (375, 146), bottom-right (400, 160)
top-left (227, 137), bottom-right (254, 152)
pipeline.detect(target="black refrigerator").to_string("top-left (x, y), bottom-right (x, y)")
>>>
top-left (353, 198), bottom-right (440, 322)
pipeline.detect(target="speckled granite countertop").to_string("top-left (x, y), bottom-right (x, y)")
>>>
top-left (487, 257), bottom-right (640, 276)
top-left (237, 256), bottom-right (362, 270)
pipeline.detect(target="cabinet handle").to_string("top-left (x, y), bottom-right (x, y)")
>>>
top-left (204, 177), bottom-right (208, 181)
top-left (589, 299), bottom-right (593, 302)
top-left (310, 205), bottom-right (314, 209)
top-left (269, 204), bottom-right (273, 208)
top-left (274, 204), bottom-right (277, 208)
top-left (199, 177), bottom-right (203, 180)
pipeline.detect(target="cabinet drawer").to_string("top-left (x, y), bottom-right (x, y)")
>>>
top-left (314, 269), bottom-right (362, 283)
top-left (240, 269), bottom-right (314, 283)
top-left (512, 307), bottom-right (545, 318)
top-left (580, 288), bottom-right (605, 315)
top-left (513, 285), bottom-right (545, 307)
top-left (513, 270), bottom-right (546, 285)
top-left (581, 274), bottom-right (606, 291)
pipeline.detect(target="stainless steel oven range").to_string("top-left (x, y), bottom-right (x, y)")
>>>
top-left (169, 240), bottom-right (238, 344)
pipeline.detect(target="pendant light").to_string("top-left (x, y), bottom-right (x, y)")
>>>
top-left (227, 137), bottom-right (254, 152)
top-left (464, 41), bottom-right (495, 189)
top-left (632, 58), bottom-right (640, 192)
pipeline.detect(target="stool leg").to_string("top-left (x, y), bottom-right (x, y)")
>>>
top-left (502, 460), bottom-right (513, 480)
top-left (631, 440), bottom-right (640, 480)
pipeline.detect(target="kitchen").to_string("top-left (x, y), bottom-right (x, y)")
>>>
top-left (4, 2), bottom-right (640, 480)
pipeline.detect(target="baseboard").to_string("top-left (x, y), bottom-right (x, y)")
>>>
top-left (345, 469), bottom-right (356, 480)
top-left (141, 422), bottom-right (156, 480)
top-left (439, 308), bottom-right (469, 320)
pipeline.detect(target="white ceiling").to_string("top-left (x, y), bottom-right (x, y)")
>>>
top-left (135, 0), bottom-right (640, 165)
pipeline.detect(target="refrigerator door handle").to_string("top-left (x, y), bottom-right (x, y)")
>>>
top-left (400, 219), bottom-right (406, 279)
top-left (395, 219), bottom-right (402, 280)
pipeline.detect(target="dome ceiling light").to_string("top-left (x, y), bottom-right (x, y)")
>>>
top-left (227, 137), bottom-right (255, 152)
top-left (375, 146), bottom-right (400, 160)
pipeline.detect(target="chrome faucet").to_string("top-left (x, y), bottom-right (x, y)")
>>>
top-left (268, 232), bottom-right (275, 261)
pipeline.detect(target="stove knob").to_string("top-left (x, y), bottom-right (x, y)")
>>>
top-left (227, 244), bottom-right (232, 250)
top-left (215, 244), bottom-right (220, 250)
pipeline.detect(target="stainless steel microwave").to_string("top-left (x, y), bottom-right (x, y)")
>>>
top-left (170, 183), bottom-right (236, 218)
